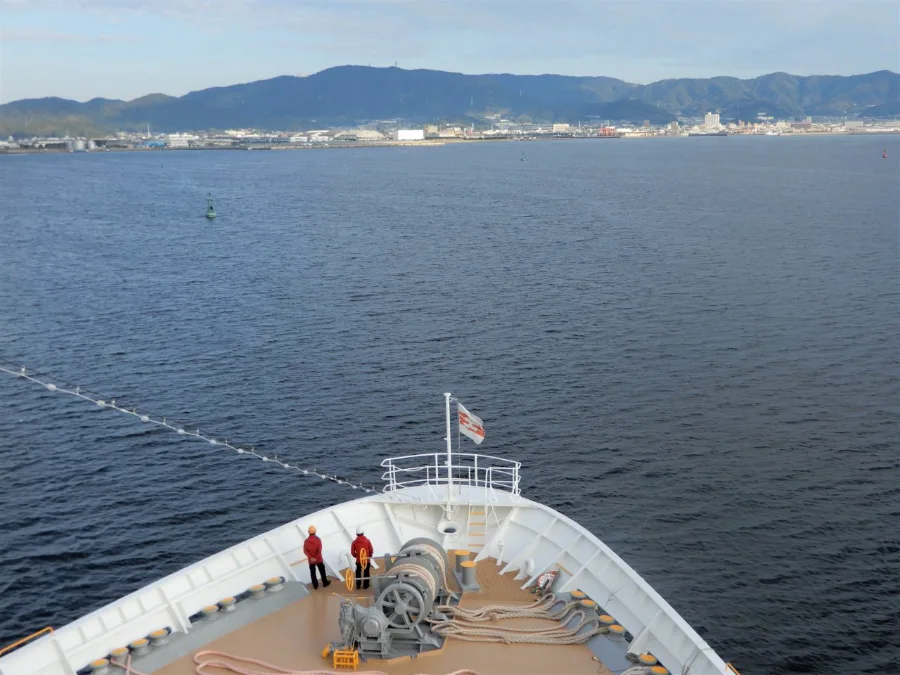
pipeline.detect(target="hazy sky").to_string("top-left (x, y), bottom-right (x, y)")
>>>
top-left (1, 0), bottom-right (898, 103)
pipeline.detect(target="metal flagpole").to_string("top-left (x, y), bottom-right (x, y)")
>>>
top-left (444, 392), bottom-right (453, 507)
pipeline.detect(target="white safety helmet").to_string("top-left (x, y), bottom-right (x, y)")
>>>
top-left (356, 525), bottom-right (364, 535)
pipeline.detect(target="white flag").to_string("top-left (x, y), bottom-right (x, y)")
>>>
top-left (457, 402), bottom-right (485, 445)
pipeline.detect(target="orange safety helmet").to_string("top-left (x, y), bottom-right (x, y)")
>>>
top-left (308, 525), bottom-right (316, 534)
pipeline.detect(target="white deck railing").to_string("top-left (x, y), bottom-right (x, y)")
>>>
top-left (380, 452), bottom-right (521, 499)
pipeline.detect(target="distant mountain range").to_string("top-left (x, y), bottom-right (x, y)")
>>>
top-left (1, 66), bottom-right (898, 137)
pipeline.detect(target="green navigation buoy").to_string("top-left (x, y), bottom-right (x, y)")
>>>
top-left (205, 193), bottom-right (216, 220)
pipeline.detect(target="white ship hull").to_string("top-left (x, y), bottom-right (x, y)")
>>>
top-left (0, 477), bottom-right (730, 675)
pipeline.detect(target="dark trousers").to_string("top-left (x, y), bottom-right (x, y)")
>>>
top-left (356, 560), bottom-right (370, 589)
top-left (309, 562), bottom-right (329, 589)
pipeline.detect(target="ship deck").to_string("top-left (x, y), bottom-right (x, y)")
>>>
top-left (153, 558), bottom-right (612, 675)
top-left (0, 450), bottom-right (730, 675)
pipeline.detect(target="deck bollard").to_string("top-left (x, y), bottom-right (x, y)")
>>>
top-left (129, 638), bottom-right (151, 656)
top-left (597, 614), bottom-right (616, 634)
top-left (88, 658), bottom-right (109, 674)
top-left (200, 605), bottom-right (220, 621)
top-left (149, 628), bottom-right (171, 646)
top-left (109, 647), bottom-right (129, 665)
top-left (461, 560), bottom-right (477, 588)
top-left (454, 549), bottom-right (470, 575)
top-left (265, 576), bottom-right (285, 593)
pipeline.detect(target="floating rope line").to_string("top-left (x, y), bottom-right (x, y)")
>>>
top-left (0, 362), bottom-right (384, 495)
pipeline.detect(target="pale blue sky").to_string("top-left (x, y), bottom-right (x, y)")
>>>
top-left (1, 0), bottom-right (898, 103)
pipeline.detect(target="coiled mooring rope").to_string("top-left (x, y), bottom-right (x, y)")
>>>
top-left (385, 562), bottom-right (439, 602)
top-left (428, 593), bottom-right (600, 646)
top-left (429, 609), bottom-right (599, 645)
top-left (401, 543), bottom-right (449, 587)
top-left (435, 592), bottom-right (572, 622)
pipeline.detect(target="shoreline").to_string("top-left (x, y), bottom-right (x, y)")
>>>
top-left (2, 130), bottom-right (897, 156)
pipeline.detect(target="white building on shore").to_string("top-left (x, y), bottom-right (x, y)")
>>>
top-left (393, 129), bottom-right (425, 141)
top-left (166, 133), bottom-right (198, 148)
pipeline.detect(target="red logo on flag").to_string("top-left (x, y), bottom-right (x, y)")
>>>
top-left (458, 403), bottom-right (485, 445)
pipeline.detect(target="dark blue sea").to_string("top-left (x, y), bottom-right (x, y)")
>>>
top-left (1, 136), bottom-right (898, 674)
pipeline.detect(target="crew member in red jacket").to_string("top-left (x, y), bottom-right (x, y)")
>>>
top-left (304, 525), bottom-right (330, 590)
top-left (351, 525), bottom-right (374, 590)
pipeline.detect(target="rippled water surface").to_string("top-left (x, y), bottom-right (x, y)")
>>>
top-left (1, 137), bottom-right (898, 674)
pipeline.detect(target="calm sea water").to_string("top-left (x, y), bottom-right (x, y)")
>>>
top-left (0, 137), bottom-right (898, 674)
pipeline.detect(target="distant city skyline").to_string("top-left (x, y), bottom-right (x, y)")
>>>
top-left (1, 0), bottom-right (898, 103)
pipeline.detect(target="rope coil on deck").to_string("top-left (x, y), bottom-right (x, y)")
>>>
top-left (429, 610), bottom-right (599, 645)
top-left (428, 593), bottom-right (600, 646)
top-left (434, 592), bottom-right (573, 622)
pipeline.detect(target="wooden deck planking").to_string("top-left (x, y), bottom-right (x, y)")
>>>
top-left (155, 558), bottom-right (610, 675)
